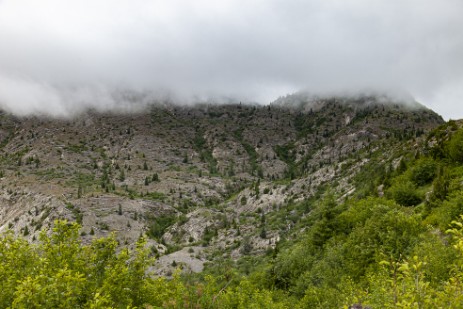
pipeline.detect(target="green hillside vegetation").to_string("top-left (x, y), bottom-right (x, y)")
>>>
top-left (4, 121), bottom-right (463, 308)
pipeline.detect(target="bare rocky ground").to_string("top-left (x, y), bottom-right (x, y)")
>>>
top-left (153, 246), bottom-right (206, 276)
top-left (0, 94), bottom-right (443, 274)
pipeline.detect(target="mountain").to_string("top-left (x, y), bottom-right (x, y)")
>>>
top-left (0, 94), bottom-right (443, 274)
top-left (8, 93), bottom-right (463, 307)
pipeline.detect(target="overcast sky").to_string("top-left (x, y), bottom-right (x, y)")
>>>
top-left (0, 0), bottom-right (462, 118)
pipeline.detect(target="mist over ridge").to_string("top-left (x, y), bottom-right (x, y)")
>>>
top-left (0, 81), bottom-right (432, 119)
top-left (0, 0), bottom-right (462, 118)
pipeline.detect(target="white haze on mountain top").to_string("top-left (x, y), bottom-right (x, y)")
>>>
top-left (0, 0), bottom-right (462, 118)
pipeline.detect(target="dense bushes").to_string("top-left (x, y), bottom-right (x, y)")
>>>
top-left (0, 221), bottom-right (294, 308)
top-left (410, 158), bottom-right (437, 186)
top-left (387, 179), bottom-right (422, 206)
top-left (0, 221), bottom-right (155, 308)
top-left (448, 129), bottom-right (463, 163)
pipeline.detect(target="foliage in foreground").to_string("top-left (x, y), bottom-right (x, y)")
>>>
top-left (3, 214), bottom-right (463, 308)
top-left (0, 220), bottom-right (294, 308)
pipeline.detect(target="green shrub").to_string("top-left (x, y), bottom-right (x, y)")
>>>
top-left (410, 158), bottom-right (437, 186)
top-left (448, 129), bottom-right (463, 162)
top-left (388, 180), bottom-right (422, 206)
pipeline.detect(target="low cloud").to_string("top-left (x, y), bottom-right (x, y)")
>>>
top-left (0, 0), bottom-right (462, 118)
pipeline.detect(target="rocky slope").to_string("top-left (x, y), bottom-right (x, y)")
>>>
top-left (0, 93), bottom-right (443, 274)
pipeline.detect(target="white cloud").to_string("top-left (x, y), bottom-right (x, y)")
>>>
top-left (0, 0), bottom-right (462, 118)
